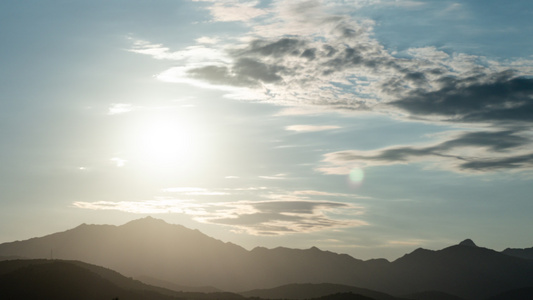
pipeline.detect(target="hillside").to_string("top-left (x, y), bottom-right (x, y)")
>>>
top-left (0, 259), bottom-right (178, 300)
top-left (240, 283), bottom-right (402, 300)
top-left (0, 218), bottom-right (532, 299)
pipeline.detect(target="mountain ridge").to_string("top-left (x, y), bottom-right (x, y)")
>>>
top-left (0, 217), bottom-right (532, 299)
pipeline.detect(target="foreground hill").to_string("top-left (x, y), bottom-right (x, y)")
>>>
top-left (0, 259), bottom-right (179, 300)
top-left (0, 217), bottom-right (532, 299)
top-left (240, 283), bottom-right (403, 300)
top-left (0, 259), bottom-right (245, 300)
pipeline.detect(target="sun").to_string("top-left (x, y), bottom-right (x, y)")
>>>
top-left (124, 112), bottom-right (208, 170)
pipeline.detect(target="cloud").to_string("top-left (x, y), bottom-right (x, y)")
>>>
top-left (293, 190), bottom-right (370, 199)
top-left (258, 173), bottom-right (288, 180)
top-left (74, 198), bottom-right (366, 235)
top-left (130, 0), bottom-right (533, 174)
top-left (128, 39), bottom-right (227, 62)
top-left (195, 200), bottom-right (367, 235)
top-left (133, 1), bottom-right (533, 117)
top-left (108, 103), bottom-right (135, 115)
top-left (387, 239), bottom-right (427, 246)
top-left (110, 157), bottom-right (127, 167)
top-left (74, 185), bottom-right (368, 235)
top-left (187, 57), bottom-right (285, 87)
top-left (73, 199), bottom-right (200, 214)
top-left (162, 187), bottom-right (229, 196)
top-left (390, 72), bottom-right (533, 124)
top-left (196, 36), bottom-right (220, 44)
top-left (286, 125), bottom-right (341, 132)
top-left (193, 0), bottom-right (268, 22)
top-left (319, 130), bottom-right (533, 173)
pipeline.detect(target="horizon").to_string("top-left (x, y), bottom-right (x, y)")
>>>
top-left (1, 0), bottom-right (532, 261)
top-left (1, 215), bottom-right (527, 262)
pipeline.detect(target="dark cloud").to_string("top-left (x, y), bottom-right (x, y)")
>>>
top-left (300, 48), bottom-right (317, 60)
top-left (187, 58), bottom-right (285, 87)
top-left (187, 65), bottom-right (255, 87)
top-left (321, 130), bottom-right (533, 173)
top-left (233, 58), bottom-right (284, 83)
top-left (244, 38), bottom-right (306, 57)
top-left (459, 153), bottom-right (533, 171)
top-left (391, 72), bottom-right (533, 124)
top-left (438, 130), bottom-right (530, 152)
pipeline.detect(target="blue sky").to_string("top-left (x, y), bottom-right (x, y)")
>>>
top-left (1, 0), bottom-right (532, 260)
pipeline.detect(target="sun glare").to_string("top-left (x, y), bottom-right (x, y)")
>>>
top-left (124, 113), bottom-right (208, 170)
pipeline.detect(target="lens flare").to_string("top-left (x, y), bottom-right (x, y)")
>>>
top-left (348, 168), bottom-right (365, 187)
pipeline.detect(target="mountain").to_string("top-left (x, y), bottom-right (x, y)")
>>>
top-left (0, 259), bottom-right (246, 300)
top-left (0, 217), bottom-right (256, 291)
top-left (381, 241), bottom-right (533, 299)
top-left (0, 217), bottom-right (373, 291)
top-left (240, 283), bottom-right (403, 300)
top-left (136, 275), bottom-right (223, 293)
top-left (502, 247), bottom-right (533, 260)
top-left (458, 239), bottom-right (477, 247)
top-left (0, 218), bottom-right (532, 300)
top-left (403, 291), bottom-right (466, 300)
top-left (0, 259), bottom-right (179, 300)
top-left (314, 292), bottom-right (376, 300)
top-left (486, 287), bottom-right (533, 300)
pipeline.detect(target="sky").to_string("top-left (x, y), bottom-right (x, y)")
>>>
top-left (1, 0), bottom-right (532, 260)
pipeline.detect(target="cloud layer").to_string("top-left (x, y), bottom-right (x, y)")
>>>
top-left (74, 187), bottom-right (366, 235)
top-left (130, 0), bottom-right (533, 174)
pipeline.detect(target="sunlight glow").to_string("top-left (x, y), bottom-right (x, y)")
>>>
top-left (123, 112), bottom-right (209, 171)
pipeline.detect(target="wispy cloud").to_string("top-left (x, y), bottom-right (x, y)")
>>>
top-left (74, 198), bottom-right (366, 235)
top-left (196, 200), bottom-right (367, 235)
top-left (387, 239), bottom-right (427, 246)
top-left (293, 190), bottom-right (370, 199)
top-left (193, 0), bottom-right (268, 22)
top-left (110, 157), bottom-right (127, 167)
top-left (258, 173), bottom-right (288, 180)
top-left (108, 103), bottom-right (135, 115)
top-left (74, 185), bottom-right (368, 235)
top-left (286, 125), bottom-right (341, 132)
top-left (73, 199), bottom-right (200, 214)
top-left (162, 187), bottom-right (229, 196)
top-left (319, 130), bottom-right (533, 174)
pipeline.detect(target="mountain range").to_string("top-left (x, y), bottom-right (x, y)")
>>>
top-left (0, 217), bottom-right (532, 300)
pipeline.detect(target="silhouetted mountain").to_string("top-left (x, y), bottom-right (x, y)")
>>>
top-left (137, 275), bottom-right (223, 293)
top-left (384, 242), bottom-right (533, 299)
top-left (486, 287), bottom-right (533, 300)
top-left (0, 218), bottom-right (532, 300)
top-left (247, 246), bottom-right (372, 289)
top-left (240, 283), bottom-right (402, 300)
top-left (458, 239), bottom-right (477, 247)
top-left (0, 259), bottom-right (179, 300)
top-left (0, 259), bottom-right (246, 300)
top-left (502, 247), bottom-right (533, 260)
top-left (0, 217), bottom-right (256, 291)
top-left (403, 290), bottom-right (466, 300)
top-left (313, 292), bottom-right (376, 300)
top-left (0, 255), bottom-right (25, 261)
top-left (0, 217), bottom-right (373, 291)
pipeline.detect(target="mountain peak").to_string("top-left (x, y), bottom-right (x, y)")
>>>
top-left (124, 216), bottom-right (168, 225)
top-left (459, 239), bottom-right (478, 247)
